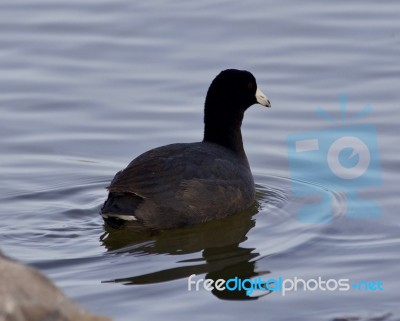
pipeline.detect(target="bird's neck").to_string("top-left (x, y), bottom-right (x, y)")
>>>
top-left (203, 104), bottom-right (246, 156)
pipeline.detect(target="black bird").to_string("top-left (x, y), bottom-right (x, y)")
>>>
top-left (101, 69), bottom-right (271, 229)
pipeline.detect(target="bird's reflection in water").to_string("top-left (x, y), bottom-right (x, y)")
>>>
top-left (100, 201), bottom-right (273, 300)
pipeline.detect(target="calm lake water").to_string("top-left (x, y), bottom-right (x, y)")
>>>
top-left (1, 1), bottom-right (399, 320)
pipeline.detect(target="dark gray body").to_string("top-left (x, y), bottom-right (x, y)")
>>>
top-left (101, 142), bottom-right (256, 229)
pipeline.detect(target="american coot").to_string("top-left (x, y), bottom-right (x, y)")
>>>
top-left (101, 69), bottom-right (271, 229)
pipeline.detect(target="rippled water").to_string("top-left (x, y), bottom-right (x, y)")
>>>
top-left (1, 1), bottom-right (399, 320)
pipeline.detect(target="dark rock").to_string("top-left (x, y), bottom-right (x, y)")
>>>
top-left (0, 251), bottom-right (111, 321)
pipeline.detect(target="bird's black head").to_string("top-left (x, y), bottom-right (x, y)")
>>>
top-left (205, 69), bottom-right (270, 115)
top-left (203, 69), bottom-right (271, 153)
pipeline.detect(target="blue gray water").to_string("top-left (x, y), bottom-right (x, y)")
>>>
top-left (1, 1), bottom-right (399, 320)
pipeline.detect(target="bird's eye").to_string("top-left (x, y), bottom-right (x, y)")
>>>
top-left (247, 82), bottom-right (253, 89)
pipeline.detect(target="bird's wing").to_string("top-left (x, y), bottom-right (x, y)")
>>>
top-left (107, 144), bottom-right (191, 198)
